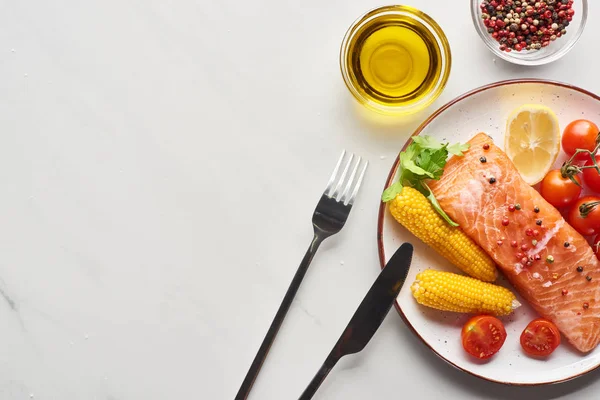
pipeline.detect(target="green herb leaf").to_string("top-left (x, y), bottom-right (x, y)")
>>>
top-left (447, 142), bottom-right (470, 156)
top-left (412, 135), bottom-right (444, 151)
top-left (423, 183), bottom-right (459, 227)
top-left (402, 142), bottom-right (418, 161)
top-left (381, 182), bottom-right (403, 202)
top-left (416, 148), bottom-right (448, 181)
top-left (382, 136), bottom-right (469, 228)
top-left (400, 144), bottom-right (433, 178)
top-left (401, 155), bottom-right (434, 177)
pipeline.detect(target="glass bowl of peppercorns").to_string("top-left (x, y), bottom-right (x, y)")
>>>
top-left (471, 0), bottom-right (587, 66)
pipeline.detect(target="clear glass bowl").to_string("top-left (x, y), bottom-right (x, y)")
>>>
top-left (471, 0), bottom-right (587, 66)
top-left (340, 5), bottom-right (451, 115)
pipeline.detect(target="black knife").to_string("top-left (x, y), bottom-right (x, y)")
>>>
top-left (298, 242), bottom-right (414, 400)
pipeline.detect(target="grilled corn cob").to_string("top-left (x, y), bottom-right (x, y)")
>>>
top-left (388, 187), bottom-right (497, 282)
top-left (411, 269), bottom-right (520, 316)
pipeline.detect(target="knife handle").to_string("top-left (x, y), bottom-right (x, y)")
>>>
top-left (298, 352), bottom-right (339, 400)
top-left (235, 234), bottom-right (325, 400)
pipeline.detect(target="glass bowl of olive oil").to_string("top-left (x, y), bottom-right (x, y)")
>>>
top-left (340, 5), bottom-right (451, 115)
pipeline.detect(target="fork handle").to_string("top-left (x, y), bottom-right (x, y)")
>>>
top-left (235, 233), bottom-right (325, 400)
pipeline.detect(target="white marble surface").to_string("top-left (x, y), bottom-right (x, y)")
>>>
top-left (1, 1), bottom-right (600, 399)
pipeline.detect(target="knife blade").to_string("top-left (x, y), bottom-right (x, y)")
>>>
top-left (298, 242), bottom-right (414, 399)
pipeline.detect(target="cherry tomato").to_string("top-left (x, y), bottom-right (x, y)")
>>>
top-left (540, 169), bottom-right (582, 208)
top-left (583, 154), bottom-right (600, 193)
top-left (562, 119), bottom-right (600, 160)
top-left (461, 315), bottom-right (507, 360)
top-left (568, 196), bottom-right (600, 236)
top-left (520, 318), bottom-right (561, 357)
top-left (593, 234), bottom-right (600, 261)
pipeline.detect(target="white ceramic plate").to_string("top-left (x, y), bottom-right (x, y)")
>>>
top-left (377, 79), bottom-right (600, 386)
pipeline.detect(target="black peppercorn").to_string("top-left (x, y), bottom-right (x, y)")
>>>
top-left (577, 266), bottom-right (584, 273)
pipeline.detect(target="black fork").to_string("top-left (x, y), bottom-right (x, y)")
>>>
top-left (235, 151), bottom-right (368, 400)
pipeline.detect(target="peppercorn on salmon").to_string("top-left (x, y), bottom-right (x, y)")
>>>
top-left (411, 269), bottom-right (520, 316)
top-left (388, 187), bottom-right (497, 282)
top-left (428, 132), bottom-right (600, 353)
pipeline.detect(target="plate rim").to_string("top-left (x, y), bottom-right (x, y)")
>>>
top-left (376, 78), bottom-right (600, 386)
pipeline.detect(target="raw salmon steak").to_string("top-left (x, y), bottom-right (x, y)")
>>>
top-left (428, 132), bottom-right (600, 353)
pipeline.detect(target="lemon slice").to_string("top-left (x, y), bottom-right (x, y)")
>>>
top-left (505, 104), bottom-right (560, 185)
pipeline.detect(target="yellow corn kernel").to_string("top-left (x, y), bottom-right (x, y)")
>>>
top-left (411, 269), bottom-right (520, 316)
top-left (388, 187), bottom-right (497, 282)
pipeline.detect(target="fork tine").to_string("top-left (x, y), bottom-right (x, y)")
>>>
top-left (339, 156), bottom-right (361, 203)
top-left (324, 150), bottom-right (346, 197)
top-left (331, 154), bottom-right (354, 199)
top-left (346, 160), bottom-right (368, 205)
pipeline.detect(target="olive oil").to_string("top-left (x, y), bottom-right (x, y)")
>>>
top-left (358, 26), bottom-right (431, 99)
top-left (341, 7), bottom-right (450, 114)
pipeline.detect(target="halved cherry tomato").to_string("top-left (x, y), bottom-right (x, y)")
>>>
top-left (540, 169), bottom-right (582, 208)
top-left (568, 196), bottom-right (600, 236)
top-left (461, 315), bottom-right (507, 359)
top-left (562, 119), bottom-right (600, 160)
top-left (583, 154), bottom-right (600, 193)
top-left (520, 318), bottom-right (561, 357)
top-left (593, 235), bottom-right (600, 260)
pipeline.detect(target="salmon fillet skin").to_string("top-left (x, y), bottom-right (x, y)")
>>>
top-left (428, 132), bottom-right (600, 353)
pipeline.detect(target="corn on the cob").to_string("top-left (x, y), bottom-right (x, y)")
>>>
top-left (411, 269), bottom-right (520, 316)
top-left (388, 187), bottom-right (497, 282)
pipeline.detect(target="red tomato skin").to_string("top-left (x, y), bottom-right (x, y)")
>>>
top-left (593, 234), bottom-right (600, 260)
top-left (520, 318), bottom-right (561, 357)
top-left (562, 119), bottom-right (600, 159)
top-left (461, 315), bottom-right (507, 360)
top-left (568, 196), bottom-right (600, 236)
top-left (583, 155), bottom-right (600, 193)
top-left (540, 170), bottom-right (582, 208)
